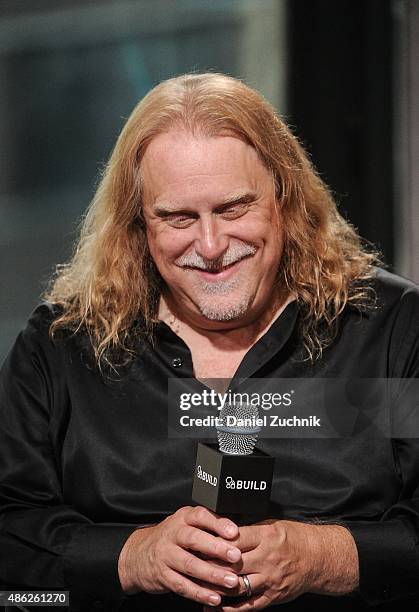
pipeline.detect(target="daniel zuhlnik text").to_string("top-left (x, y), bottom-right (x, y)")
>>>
top-left (180, 415), bottom-right (321, 427)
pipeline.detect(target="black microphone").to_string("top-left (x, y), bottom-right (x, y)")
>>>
top-left (192, 402), bottom-right (275, 521)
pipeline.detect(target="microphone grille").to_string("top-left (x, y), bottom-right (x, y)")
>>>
top-left (217, 430), bottom-right (259, 455)
top-left (216, 402), bottom-right (261, 455)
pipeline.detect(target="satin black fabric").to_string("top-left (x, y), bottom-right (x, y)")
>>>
top-left (0, 268), bottom-right (418, 611)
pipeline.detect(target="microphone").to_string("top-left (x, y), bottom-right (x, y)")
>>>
top-left (192, 402), bottom-right (275, 519)
top-left (216, 401), bottom-right (262, 454)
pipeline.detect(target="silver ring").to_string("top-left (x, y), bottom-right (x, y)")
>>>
top-left (242, 574), bottom-right (253, 598)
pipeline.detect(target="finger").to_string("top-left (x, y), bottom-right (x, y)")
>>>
top-left (170, 547), bottom-right (240, 590)
top-left (229, 525), bottom-right (262, 552)
top-left (186, 506), bottom-right (240, 541)
top-left (193, 576), bottom-right (242, 598)
top-left (203, 589), bottom-right (270, 612)
top-left (164, 566), bottom-right (222, 607)
top-left (218, 591), bottom-right (271, 611)
top-left (178, 525), bottom-right (242, 564)
top-left (234, 549), bottom-right (262, 574)
top-left (197, 553), bottom-right (241, 572)
top-left (200, 573), bottom-right (264, 603)
top-left (222, 573), bottom-right (264, 599)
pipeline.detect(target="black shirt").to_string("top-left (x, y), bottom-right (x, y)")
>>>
top-left (0, 268), bottom-right (419, 611)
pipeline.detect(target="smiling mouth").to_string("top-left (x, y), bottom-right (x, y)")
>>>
top-left (199, 261), bottom-right (240, 275)
top-left (181, 254), bottom-right (253, 275)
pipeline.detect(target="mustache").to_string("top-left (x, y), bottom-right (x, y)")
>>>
top-left (175, 244), bottom-right (257, 271)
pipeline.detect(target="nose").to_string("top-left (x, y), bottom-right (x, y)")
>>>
top-left (194, 214), bottom-right (229, 261)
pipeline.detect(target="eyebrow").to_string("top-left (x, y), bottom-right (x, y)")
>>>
top-left (153, 192), bottom-right (257, 216)
top-left (218, 192), bottom-right (257, 207)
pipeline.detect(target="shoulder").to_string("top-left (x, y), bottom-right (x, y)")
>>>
top-left (372, 267), bottom-right (419, 318)
top-left (371, 268), bottom-right (419, 376)
top-left (5, 302), bottom-right (76, 368)
top-left (373, 267), bottom-right (419, 300)
top-left (0, 304), bottom-right (63, 399)
top-left (18, 302), bottom-right (65, 350)
top-left (24, 301), bottom-right (63, 331)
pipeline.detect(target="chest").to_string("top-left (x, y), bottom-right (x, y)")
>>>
top-left (191, 348), bottom-right (248, 379)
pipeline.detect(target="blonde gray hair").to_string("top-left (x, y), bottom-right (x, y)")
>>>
top-left (46, 72), bottom-right (378, 366)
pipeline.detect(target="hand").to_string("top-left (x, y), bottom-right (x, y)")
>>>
top-left (118, 506), bottom-right (242, 607)
top-left (203, 519), bottom-right (359, 611)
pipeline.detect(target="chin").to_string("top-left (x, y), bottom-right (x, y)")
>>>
top-left (197, 297), bottom-right (252, 322)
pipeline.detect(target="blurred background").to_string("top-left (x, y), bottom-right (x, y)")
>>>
top-left (0, 0), bottom-right (418, 362)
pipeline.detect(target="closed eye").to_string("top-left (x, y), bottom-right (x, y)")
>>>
top-left (217, 202), bottom-right (251, 219)
top-left (152, 193), bottom-right (256, 228)
top-left (163, 212), bottom-right (197, 228)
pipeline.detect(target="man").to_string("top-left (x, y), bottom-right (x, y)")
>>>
top-left (0, 73), bottom-right (418, 612)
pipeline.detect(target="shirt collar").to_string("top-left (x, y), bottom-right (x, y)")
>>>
top-left (154, 300), bottom-right (300, 381)
top-left (231, 299), bottom-right (300, 382)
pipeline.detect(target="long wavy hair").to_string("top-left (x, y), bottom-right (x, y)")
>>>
top-left (45, 72), bottom-right (379, 367)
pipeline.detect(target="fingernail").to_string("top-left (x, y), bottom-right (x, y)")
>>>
top-left (225, 524), bottom-right (237, 537)
top-left (227, 547), bottom-right (241, 562)
top-left (224, 574), bottom-right (238, 587)
top-left (208, 594), bottom-right (220, 606)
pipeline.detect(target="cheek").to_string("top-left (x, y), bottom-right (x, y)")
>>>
top-left (255, 224), bottom-right (284, 268)
top-left (233, 209), bottom-right (278, 239)
top-left (147, 226), bottom-right (192, 267)
top-left (235, 220), bottom-right (283, 259)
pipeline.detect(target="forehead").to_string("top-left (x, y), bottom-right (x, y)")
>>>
top-left (140, 129), bottom-right (272, 206)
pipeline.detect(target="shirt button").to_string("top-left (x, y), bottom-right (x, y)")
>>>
top-left (172, 357), bottom-right (182, 368)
